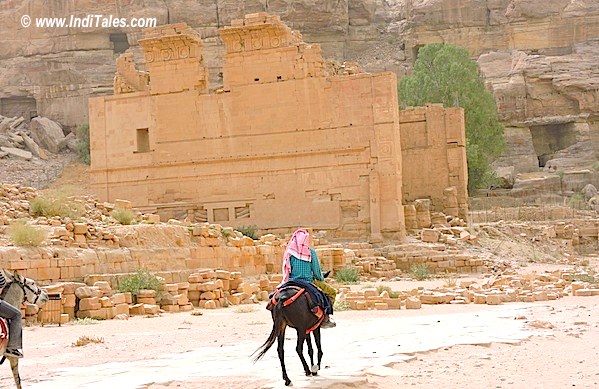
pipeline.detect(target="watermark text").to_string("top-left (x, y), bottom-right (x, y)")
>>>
top-left (21, 14), bottom-right (157, 29)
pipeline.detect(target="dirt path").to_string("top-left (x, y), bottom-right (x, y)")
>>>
top-left (2, 295), bottom-right (598, 389)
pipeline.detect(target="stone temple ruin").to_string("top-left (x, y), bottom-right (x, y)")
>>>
top-left (90, 13), bottom-right (468, 240)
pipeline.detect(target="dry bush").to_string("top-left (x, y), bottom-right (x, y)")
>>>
top-left (333, 300), bottom-right (351, 311)
top-left (71, 318), bottom-right (100, 325)
top-left (110, 207), bottom-right (136, 225)
top-left (72, 335), bottom-right (104, 347)
top-left (234, 305), bottom-right (257, 313)
top-left (29, 187), bottom-right (85, 218)
top-left (8, 220), bottom-right (47, 247)
top-left (442, 274), bottom-right (459, 288)
top-left (376, 285), bottom-right (400, 298)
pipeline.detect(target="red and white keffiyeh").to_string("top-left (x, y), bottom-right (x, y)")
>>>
top-left (281, 229), bottom-right (311, 284)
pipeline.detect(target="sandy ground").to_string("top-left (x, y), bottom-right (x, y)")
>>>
top-left (1, 287), bottom-right (598, 389)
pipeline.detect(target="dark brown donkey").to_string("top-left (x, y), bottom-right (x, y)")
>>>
top-left (252, 285), bottom-right (325, 386)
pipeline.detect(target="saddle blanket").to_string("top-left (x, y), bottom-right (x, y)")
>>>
top-left (0, 318), bottom-right (8, 351)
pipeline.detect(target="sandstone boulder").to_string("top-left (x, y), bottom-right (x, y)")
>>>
top-left (0, 116), bottom-right (24, 132)
top-left (20, 132), bottom-right (48, 160)
top-left (0, 146), bottom-right (32, 160)
top-left (29, 117), bottom-right (66, 153)
top-left (494, 166), bottom-right (515, 189)
top-left (582, 184), bottom-right (597, 202)
top-left (63, 132), bottom-right (79, 152)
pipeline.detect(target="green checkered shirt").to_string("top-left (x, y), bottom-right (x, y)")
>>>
top-left (289, 248), bottom-right (324, 283)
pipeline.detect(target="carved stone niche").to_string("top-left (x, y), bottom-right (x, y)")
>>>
top-left (218, 13), bottom-right (302, 54)
top-left (137, 23), bottom-right (208, 94)
top-left (139, 33), bottom-right (203, 65)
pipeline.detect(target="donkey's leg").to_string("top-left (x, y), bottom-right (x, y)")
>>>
top-left (306, 333), bottom-right (318, 374)
top-left (312, 327), bottom-right (323, 376)
top-left (295, 331), bottom-right (312, 376)
top-left (277, 330), bottom-right (291, 386)
top-left (9, 357), bottom-right (21, 389)
top-left (305, 333), bottom-right (315, 370)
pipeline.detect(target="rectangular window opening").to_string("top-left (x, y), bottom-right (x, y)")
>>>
top-left (213, 208), bottom-right (229, 222)
top-left (136, 128), bottom-right (150, 153)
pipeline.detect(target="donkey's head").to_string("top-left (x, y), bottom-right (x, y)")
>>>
top-left (4, 269), bottom-right (49, 307)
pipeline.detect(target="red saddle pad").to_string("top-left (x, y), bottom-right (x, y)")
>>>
top-left (0, 318), bottom-right (8, 351)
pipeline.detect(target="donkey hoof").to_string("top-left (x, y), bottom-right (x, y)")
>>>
top-left (284, 379), bottom-right (292, 386)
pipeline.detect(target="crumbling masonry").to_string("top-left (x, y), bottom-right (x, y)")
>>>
top-left (89, 13), bottom-right (468, 240)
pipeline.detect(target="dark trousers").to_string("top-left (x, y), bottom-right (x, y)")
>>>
top-left (282, 279), bottom-right (334, 315)
top-left (0, 300), bottom-right (22, 349)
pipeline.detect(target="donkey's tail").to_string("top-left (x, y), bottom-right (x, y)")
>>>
top-left (252, 299), bottom-right (284, 362)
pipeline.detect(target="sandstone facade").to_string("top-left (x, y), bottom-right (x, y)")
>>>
top-left (400, 105), bottom-right (468, 219)
top-left (89, 15), bottom-right (467, 239)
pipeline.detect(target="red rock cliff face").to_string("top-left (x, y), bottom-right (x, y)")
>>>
top-left (0, 0), bottom-right (597, 176)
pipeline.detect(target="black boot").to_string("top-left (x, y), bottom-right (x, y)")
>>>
top-left (5, 349), bottom-right (23, 358)
top-left (320, 315), bottom-right (336, 329)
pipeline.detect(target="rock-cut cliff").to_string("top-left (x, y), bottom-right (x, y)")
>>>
top-left (0, 0), bottom-right (597, 186)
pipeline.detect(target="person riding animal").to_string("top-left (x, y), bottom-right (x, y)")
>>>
top-left (0, 271), bottom-right (24, 358)
top-left (280, 228), bottom-right (336, 328)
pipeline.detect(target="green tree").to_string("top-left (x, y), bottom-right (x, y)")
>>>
top-left (76, 123), bottom-right (90, 165)
top-left (398, 43), bottom-right (505, 194)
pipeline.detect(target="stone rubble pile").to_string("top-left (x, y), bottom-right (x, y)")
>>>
top-left (339, 242), bottom-right (486, 277)
top-left (338, 268), bottom-right (599, 311)
top-left (479, 219), bottom-right (599, 263)
top-left (26, 267), bottom-right (283, 323)
top-left (341, 242), bottom-right (402, 278)
top-left (0, 115), bottom-right (76, 161)
top-left (0, 183), bottom-right (259, 247)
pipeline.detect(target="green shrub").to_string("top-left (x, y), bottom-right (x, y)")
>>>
top-left (410, 263), bottom-right (431, 280)
top-left (334, 267), bottom-right (360, 284)
top-left (29, 187), bottom-right (85, 218)
top-left (567, 273), bottom-right (598, 284)
top-left (76, 123), bottom-right (90, 165)
top-left (398, 43), bottom-right (505, 194)
top-left (237, 225), bottom-right (258, 240)
top-left (8, 220), bottom-right (47, 247)
top-left (376, 285), bottom-right (400, 298)
top-left (110, 208), bottom-right (136, 225)
top-left (568, 192), bottom-right (586, 210)
top-left (118, 269), bottom-right (162, 302)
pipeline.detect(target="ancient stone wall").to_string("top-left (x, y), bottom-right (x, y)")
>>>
top-left (399, 105), bottom-right (469, 219)
top-left (0, 224), bottom-right (286, 284)
top-left (90, 15), bottom-right (407, 240)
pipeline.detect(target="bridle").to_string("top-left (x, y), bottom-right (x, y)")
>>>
top-left (0, 275), bottom-right (43, 305)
